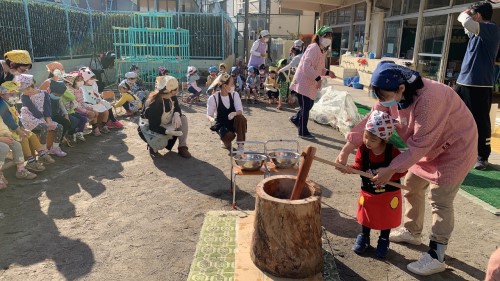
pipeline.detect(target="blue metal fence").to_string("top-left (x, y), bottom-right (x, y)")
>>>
top-left (0, 0), bottom-right (236, 61)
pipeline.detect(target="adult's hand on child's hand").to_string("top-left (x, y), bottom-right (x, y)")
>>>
top-left (372, 167), bottom-right (395, 186)
top-left (172, 112), bottom-right (181, 129)
top-left (228, 112), bottom-right (237, 120)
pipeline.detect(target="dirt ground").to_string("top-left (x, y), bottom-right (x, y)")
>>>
top-left (0, 99), bottom-right (498, 281)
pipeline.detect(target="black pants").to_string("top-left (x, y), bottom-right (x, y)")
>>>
top-left (290, 92), bottom-right (314, 136)
top-left (52, 115), bottom-right (73, 142)
top-left (456, 85), bottom-right (492, 161)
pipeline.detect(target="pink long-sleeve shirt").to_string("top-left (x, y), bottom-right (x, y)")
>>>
top-left (347, 78), bottom-right (477, 185)
top-left (289, 43), bottom-right (327, 99)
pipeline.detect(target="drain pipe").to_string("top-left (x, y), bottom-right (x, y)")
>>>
top-left (363, 0), bottom-right (372, 54)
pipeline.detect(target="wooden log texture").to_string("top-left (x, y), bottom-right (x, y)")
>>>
top-left (251, 175), bottom-right (323, 278)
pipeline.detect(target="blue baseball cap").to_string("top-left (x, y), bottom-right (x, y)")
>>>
top-left (370, 61), bottom-right (405, 90)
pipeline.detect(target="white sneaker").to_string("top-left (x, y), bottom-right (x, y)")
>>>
top-left (389, 227), bottom-right (421, 245)
top-left (407, 253), bottom-right (446, 276)
top-left (76, 132), bottom-right (86, 142)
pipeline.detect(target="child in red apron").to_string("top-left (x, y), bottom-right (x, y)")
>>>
top-left (349, 110), bottom-right (406, 258)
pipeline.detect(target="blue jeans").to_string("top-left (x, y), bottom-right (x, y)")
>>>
top-left (290, 93), bottom-right (314, 136)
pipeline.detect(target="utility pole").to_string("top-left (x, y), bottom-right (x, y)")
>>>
top-left (244, 0), bottom-right (250, 62)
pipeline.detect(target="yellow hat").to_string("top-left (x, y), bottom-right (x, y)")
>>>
top-left (268, 66), bottom-right (278, 73)
top-left (1, 81), bottom-right (20, 92)
top-left (219, 63), bottom-right (227, 69)
top-left (4, 50), bottom-right (32, 65)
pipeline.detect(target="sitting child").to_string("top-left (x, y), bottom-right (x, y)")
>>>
top-left (116, 71), bottom-right (142, 115)
top-left (206, 66), bottom-right (218, 96)
top-left (218, 63), bottom-right (227, 74)
top-left (17, 74), bottom-right (66, 157)
top-left (79, 67), bottom-right (112, 136)
top-left (348, 110), bottom-right (406, 258)
top-left (186, 66), bottom-right (202, 103)
top-left (258, 64), bottom-right (267, 96)
top-left (62, 73), bottom-right (88, 143)
top-left (265, 67), bottom-right (279, 104)
top-left (0, 82), bottom-right (55, 172)
top-left (0, 116), bottom-right (37, 188)
top-left (49, 80), bottom-right (79, 149)
top-left (245, 66), bottom-right (259, 104)
top-left (231, 67), bottom-right (243, 93)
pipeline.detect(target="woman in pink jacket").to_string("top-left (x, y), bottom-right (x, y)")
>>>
top-left (289, 26), bottom-right (336, 139)
top-left (336, 61), bottom-right (477, 276)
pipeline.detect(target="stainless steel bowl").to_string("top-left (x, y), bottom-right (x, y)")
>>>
top-left (233, 154), bottom-right (267, 171)
top-left (267, 151), bottom-right (300, 169)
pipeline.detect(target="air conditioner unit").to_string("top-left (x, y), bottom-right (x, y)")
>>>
top-left (374, 0), bottom-right (391, 9)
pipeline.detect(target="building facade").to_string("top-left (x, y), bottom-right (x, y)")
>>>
top-left (322, 0), bottom-right (500, 84)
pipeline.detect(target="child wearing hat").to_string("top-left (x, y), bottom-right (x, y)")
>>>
top-left (264, 67), bottom-right (279, 104)
top-left (346, 110), bottom-right (406, 258)
top-left (39, 61), bottom-right (65, 92)
top-left (1, 50), bottom-right (32, 85)
top-left (68, 73), bottom-right (101, 136)
top-left (50, 80), bottom-right (81, 150)
top-left (186, 66), bottom-right (202, 103)
top-left (79, 67), bottom-right (112, 136)
top-left (117, 71), bottom-right (143, 115)
top-left (0, 82), bottom-right (55, 172)
top-left (258, 64), bottom-right (267, 96)
top-left (231, 67), bottom-right (243, 93)
top-left (245, 66), bottom-right (259, 104)
top-left (62, 73), bottom-right (88, 142)
top-left (17, 74), bottom-right (66, 157)
top-left (219, 63), bottom-right (227, 74)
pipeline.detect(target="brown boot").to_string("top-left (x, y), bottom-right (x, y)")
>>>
top-left (221, 132), bottom-right (236, 149)
top-left (178, 146), bottom-right (192, 158)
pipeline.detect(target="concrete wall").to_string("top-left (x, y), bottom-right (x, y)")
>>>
top-left (300, 11), bottom-right (316, 35)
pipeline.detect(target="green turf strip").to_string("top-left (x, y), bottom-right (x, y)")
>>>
top-left (355, 103), bottom-right (499, 209)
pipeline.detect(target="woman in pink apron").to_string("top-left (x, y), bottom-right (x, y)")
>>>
top-left (248, 30), bottom-right (270, 69)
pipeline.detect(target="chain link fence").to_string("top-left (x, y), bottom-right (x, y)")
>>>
top-left (0, 0), bottom-right (235, 61)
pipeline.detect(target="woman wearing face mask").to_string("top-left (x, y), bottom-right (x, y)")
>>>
top-left (279, 40), bottom-right (304, 76)
top-left (206, 73), bottom-right (247, 150)
top-left (139, 75), bottom-right (191, 158)
top-left (0, 50), bottom-right (33, 84)
top-left (289, 26), bottom-right (336, 139)
top-left (39, 61), bottom-right (65, 92)
top-left (248, 30), bottom-right (271, 69)
top-left (335, 61), bottom-right (478, 276)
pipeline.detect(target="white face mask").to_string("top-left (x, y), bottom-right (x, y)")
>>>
top-left (264, 37), bottom-right (270, 43)
top-left (10, 70), bottom-right (20, 76)
top-left (53, 69), bottom-right (64, 78)
top-left (7, 96), bottom-right (19, 105)
top-left (229, 86), bottom-right (235, 93)
top-left (320, 38), bottom-right (332, 48)
top-left (76, 81), bottom-right (84, 87)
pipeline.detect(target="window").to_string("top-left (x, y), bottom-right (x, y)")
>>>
top-left (400, 18), bottom-right (417, 59)
top-left (383, 21), bottom-right (401, 57)
top-left (417, 15), bottom-right (448, 81)
top-left (324, 10), bottom-right (337, 26)
top-left (420, 15), bottom-right (447, 54)
top-left (452, 0), bottom-right (477, 6)
top-left (353, 25), bottom-right (365, 52)
top-left (355, 3), bottom-right (366, 22)
top-left (338, 7), bottom-right (351, 24)
top-left (340, 26), bottom-right (350, 52)
top-left (425, 0), bottom-right (451, 10)
top-left (402, 0), bottom-right (420, 14)
top-left (391, 0), bottom-right (402, 16)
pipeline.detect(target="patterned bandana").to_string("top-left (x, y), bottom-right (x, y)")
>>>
top-left (365, 110), bottom-right (399, 141)
top-left (4, 50), bottom-right (32, 64)
top-left (14, 74), bottom-right (34, 90)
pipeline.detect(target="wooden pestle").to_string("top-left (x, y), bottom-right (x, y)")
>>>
top-left (290, 146), bottom-right (317, 200)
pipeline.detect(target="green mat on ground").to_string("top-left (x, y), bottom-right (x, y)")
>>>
top-left (462, 168), bottom-right (500, 209)
top-left (187, 211), bottom-right (340, 280)
top-left (355, 103), bottom-right (500, 210)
